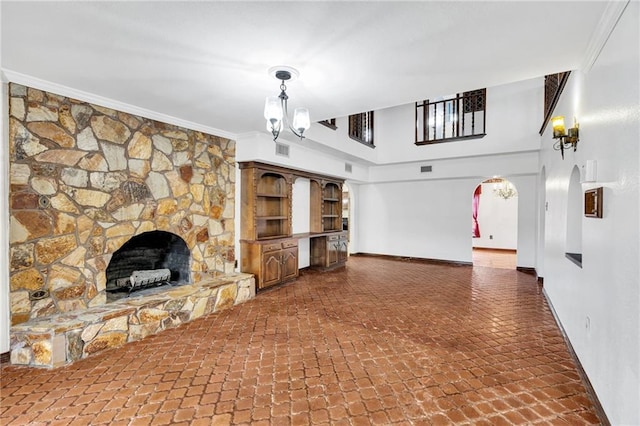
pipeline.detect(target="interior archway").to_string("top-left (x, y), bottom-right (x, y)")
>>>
top-left (472, 178), bottom-right (519, 269)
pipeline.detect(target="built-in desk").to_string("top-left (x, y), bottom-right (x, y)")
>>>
top-left (294, 231), bottom-right (349, 272)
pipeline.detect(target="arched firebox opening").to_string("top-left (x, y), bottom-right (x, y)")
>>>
top-left (105, 231), bottom-right (191, 294)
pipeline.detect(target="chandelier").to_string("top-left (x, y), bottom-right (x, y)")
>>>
top-left (493, 179), bottom-right (518, 200)
top-left (264, 66), bottom-right (310, 142)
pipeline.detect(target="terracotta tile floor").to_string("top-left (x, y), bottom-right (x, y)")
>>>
top-left (1, 256), bottom-right (601, 425)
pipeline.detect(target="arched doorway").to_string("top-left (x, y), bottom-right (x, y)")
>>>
top-left (472, 178), bottom-right (519, 269)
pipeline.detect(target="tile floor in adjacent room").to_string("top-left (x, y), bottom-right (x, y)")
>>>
top-left (1, 256), bottom-right (601, 425)
top-left (472, 248), bottom-right (517, 270)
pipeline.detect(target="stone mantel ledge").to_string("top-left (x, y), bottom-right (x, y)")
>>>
top-left (10, 273), bottom-right (255, 368)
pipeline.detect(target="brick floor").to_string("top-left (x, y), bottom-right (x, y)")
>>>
top-left (1, 256), bottom-right (601, 425)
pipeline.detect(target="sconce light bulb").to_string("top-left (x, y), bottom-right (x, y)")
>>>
top-left (551, 116), bottom-right (566, 138)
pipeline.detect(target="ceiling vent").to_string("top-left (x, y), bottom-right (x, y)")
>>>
top-left (420, 165), bottom-right (433, 173)
top-left (345, 163), bottom-right (353, 173)
top-left (275, 142), bottom-right (290, 158)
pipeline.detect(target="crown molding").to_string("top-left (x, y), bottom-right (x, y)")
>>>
top-left (1, 69), bottom-right (238, 141)
top-left (581, 0), bottom-right (629, 73)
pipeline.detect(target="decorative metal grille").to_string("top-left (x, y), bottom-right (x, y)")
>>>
top-left (349, 111), bottom-right (374, 146)
top-left (463, 89), bottom-right (485, 113)
top-left (540, 72), bottom-right (570, 135)
top-left (319, 118), bottom-right (337, 130)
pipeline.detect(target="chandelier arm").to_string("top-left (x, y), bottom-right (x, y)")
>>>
top-left (280, 92), bottom-right (305, 139)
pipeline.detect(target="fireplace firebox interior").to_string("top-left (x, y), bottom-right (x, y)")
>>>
top-left (106, 231), bottom-right (191, 293)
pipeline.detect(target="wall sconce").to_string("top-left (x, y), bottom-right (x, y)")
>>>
top-left (551, 115), bottom-right (579, 159)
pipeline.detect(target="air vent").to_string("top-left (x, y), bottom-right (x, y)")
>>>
top-left (420, 165), bottom-right (433, 173)
top-left (275, 142), bottom-right (290, 157)
top-left (345, 163), bottom-right (353, 173)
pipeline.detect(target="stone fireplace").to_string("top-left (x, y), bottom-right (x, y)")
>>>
top-left (7, 83), bottom-right (255, 367)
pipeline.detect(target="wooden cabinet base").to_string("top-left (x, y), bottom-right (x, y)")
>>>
top-left (241, 239), bottom-right (299, 290)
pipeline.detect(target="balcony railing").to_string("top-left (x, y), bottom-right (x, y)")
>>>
top-left (415, 89), bottom-right (486, 145)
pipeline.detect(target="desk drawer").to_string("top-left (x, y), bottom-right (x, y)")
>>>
top-left (282, 239), bottom-right (298, 249)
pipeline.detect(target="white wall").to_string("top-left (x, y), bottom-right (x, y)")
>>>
top-left (300, 77), bottom-right (543, 167)
top-left (374, 77), bottom-right (542, 163)
top-left (292, 178), bottom-right (311, 268)
top-left (473, 182), bottom-right (518, 250)
top-left (357, 173), bottom-right (537, 267)
top-left (236, 132), bottom-right (369, 183)
top-left (514, 175), bottom-right (537, 268)
top-left (358, 178), bottom-right (476, 262)
top-left (540, 2), bottom-right (639, 423)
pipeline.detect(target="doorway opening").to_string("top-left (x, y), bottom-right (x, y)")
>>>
top-left (472, 178), bottom-right (518, 269)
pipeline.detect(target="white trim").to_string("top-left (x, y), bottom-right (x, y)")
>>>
top-left (1, 1), bottom-right (10, 353)
top-left (581, 0), bottom-right (629, 73)
top-left (1, 69), bottom-right (238, 141)
top-left (0, 80), bottom-right (10, 354)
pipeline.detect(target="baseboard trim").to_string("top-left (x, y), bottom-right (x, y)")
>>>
top-left (351, 252), bottom-right (472, 267)
top-left (542, 289), bottom-right (610, 426)
top-left (1, 351), bottom-right (9, 365)
top-left (516, 266), bottom-right (536, 276)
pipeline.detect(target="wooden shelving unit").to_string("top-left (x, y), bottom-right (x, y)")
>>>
top-left (323, 182), bottom-right (342, 232)
top-left (310, 179), bottom-right (344, 233)
top-left (240, 161), bottom-right (348, 289)
top-left (241, 166), bottom-right (292, 241)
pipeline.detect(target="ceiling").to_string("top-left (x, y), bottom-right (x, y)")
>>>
top-left (1, 1), bottom-right (609, 138)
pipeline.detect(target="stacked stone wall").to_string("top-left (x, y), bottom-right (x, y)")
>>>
top-left (8, 83), bottom-right (236, 325)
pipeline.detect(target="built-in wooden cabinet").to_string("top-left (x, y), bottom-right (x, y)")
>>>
top-left (241, 239), bottom-right (298, 289)
top-left (240, 161), bottom-right (347, 289)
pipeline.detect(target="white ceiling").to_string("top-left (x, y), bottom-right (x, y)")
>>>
top-left (1, 1), bottom-right (609, 138)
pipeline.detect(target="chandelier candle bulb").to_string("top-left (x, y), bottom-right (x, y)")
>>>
top-left (264, 96), bottom-right (283, 121)
top-left (293, 108), bottom-right (310, 133)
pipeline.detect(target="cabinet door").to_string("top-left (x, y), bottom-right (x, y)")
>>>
top-left (281, 247), bottom-right (299, 282)
top-left (261, 251), bottom-right (282, 288)
top-left (338, 237), bottom-right (348, 263)
top-left (327, 238), bottom-right (339, 267)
